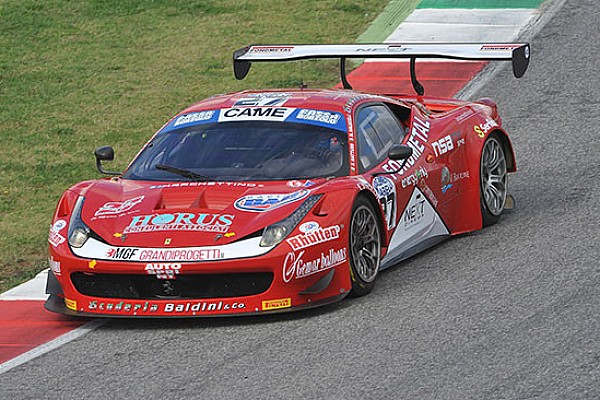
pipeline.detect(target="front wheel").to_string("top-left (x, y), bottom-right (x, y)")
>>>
top-left (349, 196), bottom-right (382, 297)
top-left (480, 133), bottom-right (508, 226)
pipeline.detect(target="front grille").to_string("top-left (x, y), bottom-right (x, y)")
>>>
top-left (71, 271), bottom-right (273, 300)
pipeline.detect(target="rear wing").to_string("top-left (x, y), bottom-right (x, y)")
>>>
top-left (233, 43), bottom-right (530, 95)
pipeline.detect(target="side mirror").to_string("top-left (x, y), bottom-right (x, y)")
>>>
top-left (94, 146), bottom-right (121, 176)
top-left (388, 144), bottom-right (413, 161)
top-left (372, 144), bottom-right (414, 177)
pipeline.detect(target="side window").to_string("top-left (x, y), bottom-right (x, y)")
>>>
top-left (356, 104), bottom-right (405, 172)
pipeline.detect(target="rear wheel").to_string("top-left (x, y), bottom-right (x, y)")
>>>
top-left (480, 133), bottom-right (508, 226)
top-left (349, 196), bottom-right (382, 296)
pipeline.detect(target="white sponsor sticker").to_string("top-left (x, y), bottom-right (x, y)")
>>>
top-left (218, 107), bottom-right (294, 122)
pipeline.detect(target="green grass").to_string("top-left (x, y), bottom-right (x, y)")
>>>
top-left (0, 0), bottom-right (390, 292)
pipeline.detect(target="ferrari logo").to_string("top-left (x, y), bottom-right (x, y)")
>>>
top-left (164, 238), bottom-right (172, 245)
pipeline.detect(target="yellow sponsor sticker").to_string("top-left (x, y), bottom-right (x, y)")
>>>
top-left (261, 298), bottom-right (292, 311)
top-left (65, 298), bottom-right (77, 311)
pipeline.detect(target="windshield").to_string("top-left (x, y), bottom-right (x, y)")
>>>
top-left (123, 121), bottom-right (349, 181)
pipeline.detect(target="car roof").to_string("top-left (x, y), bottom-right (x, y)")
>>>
top-left (177, 89), bottom-right (392, 115)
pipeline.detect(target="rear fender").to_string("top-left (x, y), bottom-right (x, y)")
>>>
top-left (453, 126), bottom-right (515, 233)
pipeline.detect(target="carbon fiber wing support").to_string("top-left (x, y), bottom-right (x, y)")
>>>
top-left (233, 43), bottom-right (530, 95)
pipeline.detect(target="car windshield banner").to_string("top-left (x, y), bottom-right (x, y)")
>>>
top-left (160, 108), bottom-right (347, 133)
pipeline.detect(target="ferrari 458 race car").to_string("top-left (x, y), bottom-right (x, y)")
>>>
top-left (46, 43), bottom-right (530, 317)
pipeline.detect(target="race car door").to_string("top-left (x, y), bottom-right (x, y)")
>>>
top-left (358, 105), bottom-right (450, 268)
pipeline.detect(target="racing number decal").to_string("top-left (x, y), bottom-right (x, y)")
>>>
top-left (380, 192), bottom-right (396, 230)
top-left (373, 176), bottom-right (397, 230)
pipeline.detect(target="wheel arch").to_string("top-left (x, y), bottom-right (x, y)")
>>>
top-left (355, 189), bottom-right (388, 247)
top-left (490, 129), bottom-right (516, 173)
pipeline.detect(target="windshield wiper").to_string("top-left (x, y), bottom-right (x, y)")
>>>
top-left (155, 164), bottom-right (211, 181)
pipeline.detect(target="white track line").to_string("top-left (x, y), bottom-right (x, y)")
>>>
top-left (457, 0), bottom-right (569, 100)
top-left (0, 319), bottom-right (107, 375)
top-left (0, 269), bottom-right (49, 301)
top-left (386, 9), bottom-right (538, 42)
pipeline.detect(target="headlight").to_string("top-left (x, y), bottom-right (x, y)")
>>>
top-left (68, 196), bottom-right (90, 248)
top-left (259, 194), bottom-right (322, 247)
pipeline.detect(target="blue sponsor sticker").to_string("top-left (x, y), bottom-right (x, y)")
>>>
top-left (287, 109), bottom-right (346, 132)
top-left (161, 111), bottom-right (218, 133)
top-left (234, 189), bottom-right (310, 212)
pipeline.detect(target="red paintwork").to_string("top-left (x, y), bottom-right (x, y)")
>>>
top-left (47, 88), bottom-right (515, 317)
top-left (338, 61), bottom-right (488, 98)
top-left (0, 301), bottom-right (85, 364)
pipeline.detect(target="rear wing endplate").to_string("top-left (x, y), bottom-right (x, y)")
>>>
top-left (233, 43), bottom-right (530, 95)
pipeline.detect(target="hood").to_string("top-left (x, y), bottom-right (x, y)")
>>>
top-left (79, 178), bottom-right (323, 248)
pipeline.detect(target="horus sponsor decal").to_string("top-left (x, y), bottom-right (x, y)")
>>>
top-left (48, 256), bottom-right (61, 276)
top-left (145, 263), bottom-right (182, 279)
top-left (234, 189), bottom-right (309, 212)
top-left (249, 46), bottom-right (293, 53)
top-left (262, 298), bottom-right (292, 311)
top-left (48, 219), bottom-right (67, 247)
top-left (474, 119), bottom-right (498, 138)
top-left (382, 115), bottom-right (430, 177)
top-left (105, 247), bottom-right (224, 262)
top-left (123, 213), bottom-right (234, 234)
top-left (286, 224), bottom-right (341, 251)
top-left (93, 196), bottom-right (144, 218)
top-left (218, 107), bottom-right (294, 122)
top-left (432, 134), bottom-right (454, 157)
top-left (401, 166), bottom-right (428, 188)
top-left (234, 93), bottom-right (291, 107)
top-left (373, 176), bottom-right (397, 230)
top-left (65, 298), bottom-right (77, 311)
top-left (173, 111), bottom-right (215, 127)
top-left (164, 301), bottom-right (246, 313)
top-left (283, 248), bottom-right (347, 283)
top-left (89, 300), bottom-right (159, 313)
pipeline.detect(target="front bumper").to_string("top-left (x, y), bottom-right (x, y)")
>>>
top-left (44, 291), bottom-right (347, 318)
top-left (46, 243), bottom-right (352, 317)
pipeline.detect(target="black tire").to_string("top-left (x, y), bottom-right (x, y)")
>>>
top-left (348, 196), bottom-right (382, 297)
top-left (480, 133), bottom-right (508, 227)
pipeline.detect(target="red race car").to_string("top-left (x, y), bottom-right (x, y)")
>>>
top-left (45, 43), bottom-right (529, 317)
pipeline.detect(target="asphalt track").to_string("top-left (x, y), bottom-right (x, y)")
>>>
top-left (2, 0), bottom-right (599, 398)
